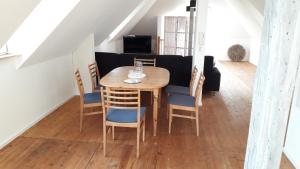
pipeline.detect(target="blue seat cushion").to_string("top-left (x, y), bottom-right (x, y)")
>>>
top-left (167, 94), bottom-right (195, 107)
top-left (106, 107), bottom-right (146, 123)
top-left (165, 85), bottom-right (190, 95)
top-left (84, 92), bottom-right (101, 104)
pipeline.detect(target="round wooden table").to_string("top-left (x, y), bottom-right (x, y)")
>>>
top-left (100, 66), bottom-right (170, 136)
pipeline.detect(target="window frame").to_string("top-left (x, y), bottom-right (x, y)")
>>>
top-left (0, 44), bottom-right (9, 56)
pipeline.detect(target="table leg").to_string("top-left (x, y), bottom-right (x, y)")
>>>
top-left (153, 89), bottom-right (159, 136)
top-left (158, 88), bottom-right (162, 108)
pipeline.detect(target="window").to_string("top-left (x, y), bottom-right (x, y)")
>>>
top-left (0, 44), bottom-right (9, 55)
top-left (164, 16), bottom-right (191, 56)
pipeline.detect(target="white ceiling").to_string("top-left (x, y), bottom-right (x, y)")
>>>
top-left (23, 0), bottom-right (143, 66)
top-left (0, 0), bottom-right (41, 48)
top-left (209, 0), bottom-right (265, 14)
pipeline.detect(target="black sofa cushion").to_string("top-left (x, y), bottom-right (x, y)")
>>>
top-left (95, 52), bottom-right (192, 87)
top-left (156, 55), bottom-right (192, 86)
top-left (95, 52), bottom-right (121, 76)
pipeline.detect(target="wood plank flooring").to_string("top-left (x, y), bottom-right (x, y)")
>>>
top-left (0, 61), bottom-right (295, 169)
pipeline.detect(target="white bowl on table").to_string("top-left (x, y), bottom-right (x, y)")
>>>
top-left (123, 78), bottom-right (142, 84)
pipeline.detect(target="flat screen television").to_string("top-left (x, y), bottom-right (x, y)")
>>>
top-left (123, 35), bottom-right (152, 53)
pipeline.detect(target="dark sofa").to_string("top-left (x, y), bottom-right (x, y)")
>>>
top-left (203, 56), bottom-right (221, 91)
top-left (95, 52), bottom-right (193, 87)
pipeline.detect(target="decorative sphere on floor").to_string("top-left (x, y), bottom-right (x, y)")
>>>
top-left (228, 44), bottom-right (246, 62)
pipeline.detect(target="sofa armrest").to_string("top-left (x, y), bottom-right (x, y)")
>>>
top-left (203, 67), bottom-right (221, 91)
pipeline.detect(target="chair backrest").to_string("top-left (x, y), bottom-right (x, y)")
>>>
top-left (101, 87), bottom-right (142, 123)
top-left (88, 62), bottom-right (100, 90)
top-left (75, 69), bottom-right (85, 103)
top-left (189, 66), bottom-right (198, 95)
top-left (134, 58), bottom-right (156, 67)
top-left (194, 73), bottom-right (205, 107)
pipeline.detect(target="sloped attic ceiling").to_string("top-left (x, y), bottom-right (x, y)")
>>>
top-left (22, 0), bottom-right (142, 66)
top-left (0, 0), bottom-right (41, 47)
top-left (99, 0), bottom-right (157, 43)
top-left (225, 0), bottom-right (263, 36)
top-left (129, 0), bottom-right (264, 37)
top-left (95, 0), bottom-right (156, 46)
top-left (130, 0), bottom-right (190, 37)
top-left (248, 0), bottom-right (265, 14)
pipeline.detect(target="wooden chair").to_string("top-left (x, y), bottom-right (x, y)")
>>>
top-left (165, 66), bottom-right (198, 96)
top-left (134, 58), bottom-right (156, 104)
top-left (134, 58), bottom-right (156, 67)
top-left (88, 62), bottom-right (101, 92)
top-left (101, 87), bottom-right (146, 158)
top-left (167, 73), bottom-right (205, 136)
top-left (75, 69), bottom-right (102, 132)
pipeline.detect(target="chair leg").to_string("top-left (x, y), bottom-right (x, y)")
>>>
top-left (143, 119), bottom-right (146, 142)
top-left (150, 92), bottom-right (153, 105)
top-left (196, 110), bottom-right (199, 136)
top-left (112, 126), bottom-right (115, 140)
top-left (103, 123), bottom-right (107, 156)
top-left (166, 93), bottom-right (170, 120)
top-left (166, 104), bottom-right (169, 120)
top-left (168, 107), bottom-right (173, 134)
top-left (137, 126), bottom-right (140, 158)
top-left (80, 107), bottom-right (83, 132)
top-left (107, 126), bottom-right (112, 135)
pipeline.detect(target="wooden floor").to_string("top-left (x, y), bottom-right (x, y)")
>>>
top-left (0, 61), bottom-right (295, 169)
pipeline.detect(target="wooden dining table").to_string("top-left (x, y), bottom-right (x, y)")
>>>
top-left (100, 66), bottom-right (170, 136)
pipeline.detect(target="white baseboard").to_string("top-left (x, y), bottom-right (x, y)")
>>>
top-left (283, 149), bottom-right (299, 169)
top-left (0, 95), bottom-right (75, 150)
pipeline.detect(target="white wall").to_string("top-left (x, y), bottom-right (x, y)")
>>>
top-left (72, 34), bottom-right (95, 94)
top-left (157, 16), bottom-right (165, 54)
top-left (205, 0), bottom-right (251, 61)
top-left (0, 55), bottom-right (74, 149)
top-left (249, 37), bottom-right (261, 65)
top-left (206, 38), bottom-right (251, 61)
top-left (0, 32), bottom-right (98, 150)
top-left (193, 0), bottom-right (209, 70)
top-left (284, 78), bottom-right (300, 168)
top-left (224, 0), bottom-right (264, 65)
top-left (157, 16), bottom-right (164, 38)
top-left (96, 39), bottom-right (123, 53)
top-left (192, 0), bottom-right (209, 99)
